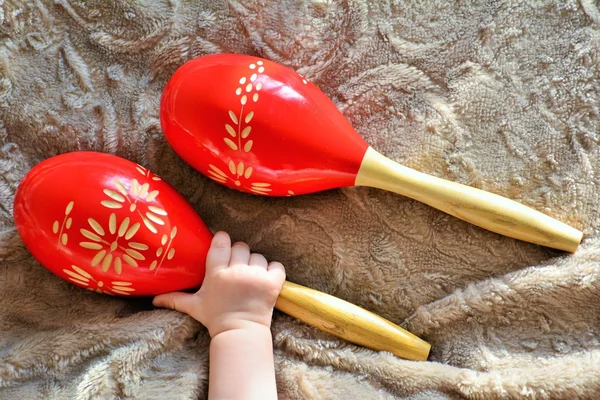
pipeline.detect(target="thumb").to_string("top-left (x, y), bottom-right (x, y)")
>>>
top-left (153, 292), bottom-right (199, 317)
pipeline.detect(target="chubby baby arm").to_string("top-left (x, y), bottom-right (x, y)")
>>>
top-left (153, 231), bottom-right (285, 400)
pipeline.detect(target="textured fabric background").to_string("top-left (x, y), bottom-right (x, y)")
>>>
top-left (1, 1), bottom-right (600, 398)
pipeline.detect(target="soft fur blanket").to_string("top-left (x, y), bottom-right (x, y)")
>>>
top-left (1, 1), bottom-right (600, 399)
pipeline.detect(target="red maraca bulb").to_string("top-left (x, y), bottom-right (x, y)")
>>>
top-left (159, 53), bottom-right (583, 253)
top-left (13, 152), bottom-right (212, 296)
top-left (13, 152), bottom-right (433, 361)
top-left (160, 53), bottom-right (368, 197)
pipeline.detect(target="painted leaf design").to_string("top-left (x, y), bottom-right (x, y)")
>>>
top-left (241, 126), bottom-right (251, 138)
top-left (224, 138), bottom-right (238, 151)
top-left (146, 190), bottom-right (159, 202)
top-left (251, 182), bottom-right (272, 194)
top-left (112, 286), bottom-right (134, 292)
top-left (123, 254), bottom-right (138, 267)
top-left (101, 200), bottom-right (122, 209)
top-left (108, 213), bottom-right (117, 234)
top-left (80, 242), bottom-right (103, 250)
top-left (118, 217), bottom-right (130, 237)
top-left (125, 223), bottom-right (140, 239)
top-left (142, 217), bottom-right (157, 234)
top-left (104, 189), bottom-right (125, 202)
top-left (148, 206), bottom-right (167, 216)
top-left (142, 217), bottom-right (158, 233)
top-left (139, 183), bottom-right (149, 198)
top-left (114, 181), bottom-right (128, 196)
top-left (131, 179), bottom-right (139, 196)
top-left (71, 265), bottom-right (93, 279)
top-left (92, 250), bottom-right (107, 266)
top-left (114, 258), bottom-right (122, 274)
top-left (89, 218), bottom-right (104, 235)
top-left (125, 248), bottom-right (145, 260)
top-left (208, 165), bottom-right (227, 183)
top-left (225, 124), bottom-right (236, 137)
top-left (146, 212), bottom-right (165, 225)
top-left (228, 110), bottom-right (238, 124)
top-left (128, 242), bottom-right (148, 250)
top-left (81, 229), bottom-right (102, 242)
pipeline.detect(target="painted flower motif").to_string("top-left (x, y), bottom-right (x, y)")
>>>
top-left (209, 59), bottom-right (293, 197)
top-left (150, 226), bottom-right (178, 274)
top-left (101, 178), bottom-right (167, 234)
top-left (224, 61), bottom-right (265, 153)
top-left (79, 213), bottom-right (148, 274)
top-left (63, 265), bottom-right (135, 295)
top-left (52, 201), bottom-right (74, 247)
top-left (208, 162), bottom-right (271, 195)
top-left (136, 164), bottom-right (162, 181)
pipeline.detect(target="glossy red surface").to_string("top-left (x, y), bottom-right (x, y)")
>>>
top-left (160, 53), bottom-right (369, 197)
top-left (13, 152), bottom-right (212, 296)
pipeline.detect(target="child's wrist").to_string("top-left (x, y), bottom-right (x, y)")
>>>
top-left (210, 320), bottom-right (273, 340)
top-left (208, 315), bottom-right (273, 338)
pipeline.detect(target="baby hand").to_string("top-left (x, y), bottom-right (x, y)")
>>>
top-left (152, 231), bottom-right (286, 337)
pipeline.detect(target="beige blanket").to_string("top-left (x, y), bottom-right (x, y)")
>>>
top-left (2, 1), bottom-right (599, 398)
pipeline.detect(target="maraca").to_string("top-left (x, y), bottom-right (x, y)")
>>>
top-left (159, 53), bottom-right (582, 252)
top-left (13, 151), bottom-right (430, 361)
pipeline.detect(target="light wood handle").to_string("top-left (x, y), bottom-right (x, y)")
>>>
top-left (355, 147), bottom-right (582, 252)
top-left (275, 281), bottom-right (431, 361)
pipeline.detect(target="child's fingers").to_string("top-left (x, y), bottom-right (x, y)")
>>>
top-left (267, 261), bottom-right (286, 282)
top-left (206, 231), bottom-right (232, 272)
top-left (153, 292), bottom-right (202, 319)
top-left (249, 253), bottom-right (268, 268)
top-left (230, 241), bottom-right (250, 266)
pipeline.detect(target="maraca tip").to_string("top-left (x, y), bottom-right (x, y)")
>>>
top-left (555, 227), bottom-right (583, 253)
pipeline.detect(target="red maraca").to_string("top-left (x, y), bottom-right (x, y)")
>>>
top-left (13, 152), bottom-right (430, 361)
top-left (159, 53), bottom-right (582, 252)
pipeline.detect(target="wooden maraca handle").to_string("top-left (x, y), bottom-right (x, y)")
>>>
top-left (275, 281), bottom-right (430, 361)
top-left (356, 147), bottom-right (582, 252)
